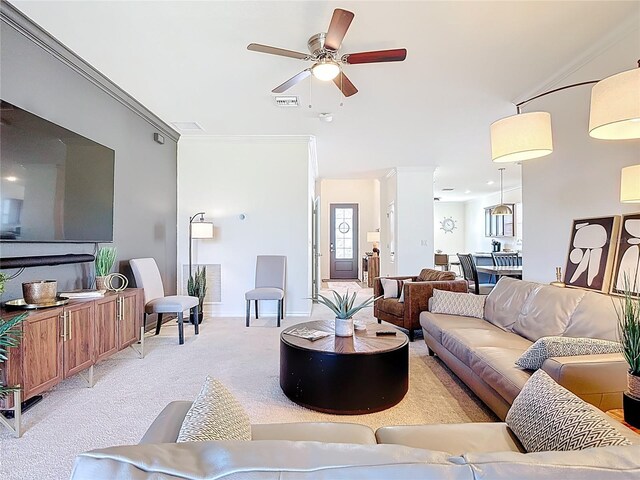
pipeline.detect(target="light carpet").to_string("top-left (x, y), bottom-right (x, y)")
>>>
top-left (0, 288), bottom-right (494, 480)
top-left (326, 281), bottom-right (362, 292)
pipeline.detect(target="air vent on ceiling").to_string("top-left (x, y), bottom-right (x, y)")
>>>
top-left (274, 96), bottom-right (299, 107)
top-left (171, 121), bottom-right (204, 132)
top-left (442, 188), bottom-right (455, 192)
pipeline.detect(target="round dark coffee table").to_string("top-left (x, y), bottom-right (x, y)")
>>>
top-left (280, 320), bottom-right (409, 414)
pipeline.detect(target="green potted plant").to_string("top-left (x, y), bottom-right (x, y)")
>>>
top-left (187, 266), bottom-right (206, 324)
top-left (316, 290), bottom-right (379, 337)
top-left (0, 273), bottom-right (27, 399)
top-left (615, 274), bottom-right (640, 428)
top-left (95, 247), bottom-right (117, 290)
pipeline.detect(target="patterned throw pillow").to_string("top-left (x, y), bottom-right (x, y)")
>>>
top-left (516, 336), bottom-right (621, 370)
top-left (430, 289), bottom-right (485, 319)
top-left (381, 278), bottom-right (409, 300)
top-left (505, 370), bottom-right (631, 452)
top-left (177, 376), bottom-right (251, 442)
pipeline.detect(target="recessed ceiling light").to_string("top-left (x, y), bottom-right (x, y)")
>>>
top-left (5, 176), bottom-right (17, 182)
top-left (171, 121), bottom-right (204, 132)
top-left (464, 190), bottom-right (471, 194)
top-left (487, 180), bottom-right (495, 185)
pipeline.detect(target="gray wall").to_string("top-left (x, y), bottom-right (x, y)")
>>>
top-left (0, 10), bottom-right (178, 300)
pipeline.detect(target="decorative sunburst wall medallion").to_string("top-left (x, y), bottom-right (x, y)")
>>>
top-left (440, 217), bottom-right (457, 233)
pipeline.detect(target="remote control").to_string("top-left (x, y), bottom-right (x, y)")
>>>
top-left (376, 330), bottom-right (397, 336)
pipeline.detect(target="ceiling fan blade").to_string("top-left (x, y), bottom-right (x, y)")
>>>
top-left (324, 8), bottom-right (354, 51)
top-left (332, 72), bottom-right (358, 97)
top-left (247, 43), bottom-right (310, 60)
top-left (272, 70), bottom-right (311, 93)
top-left (343, 48), bottom-right (407, 64)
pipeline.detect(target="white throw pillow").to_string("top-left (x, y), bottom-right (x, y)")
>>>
top-left (177, 376), bottom-right (251, 442)
top-left (398, 279), bottom-right (413, 303)
top-left (381, 278), bottom-right (409, 300)
top-left (505, 370), bottom-right (631, 452)
top-left (516, 336), bottom-right (621, 370)
top-left (430, 289), bottom-right (486, 319)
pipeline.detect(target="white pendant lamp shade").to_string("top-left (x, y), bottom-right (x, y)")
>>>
top-left (191, 221), bottom-right (214, 238)
top-left (490, 111), bottom-right (553, 163)
top-left (589, 67), bottom-right (640, 140)
top-left (621, 165), bottom-right (640, 203)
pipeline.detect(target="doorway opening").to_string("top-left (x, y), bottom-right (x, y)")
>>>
top-left (329, 203), bottom-right (359, 279)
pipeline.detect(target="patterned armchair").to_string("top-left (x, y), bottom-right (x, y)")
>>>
top-left (373, 269), bottom-right (468, 341)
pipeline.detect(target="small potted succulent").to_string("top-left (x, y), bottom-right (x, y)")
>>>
top-left (316, 290), bottom-right (379, 337)
top-left (95, 247), bottom-right (117, 290)
top-left (616, 274), bottom-right (640, 428)
top-left (187, 266), bottom-right (206, 324)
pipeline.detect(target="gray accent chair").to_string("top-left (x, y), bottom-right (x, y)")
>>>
top-left (245, 255), bottom-right (286, 327)
top-left (130, 258), bottom-right (199, 345)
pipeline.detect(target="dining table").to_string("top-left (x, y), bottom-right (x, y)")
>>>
top-left (475, 265), bottom-right (523, 278)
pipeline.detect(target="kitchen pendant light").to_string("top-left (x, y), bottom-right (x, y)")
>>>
top-left (492, 168), bottom-right (513, 216)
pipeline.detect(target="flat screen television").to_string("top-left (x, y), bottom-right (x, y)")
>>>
top-left (0, 100), bottom-right (115, 242)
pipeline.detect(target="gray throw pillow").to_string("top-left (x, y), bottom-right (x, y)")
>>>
top-left (505, 370), bottom-right (631, 452)
top-left (516, 336), bottom-right (621, 370)
top-left (177, 376), bottom-right (251, 442)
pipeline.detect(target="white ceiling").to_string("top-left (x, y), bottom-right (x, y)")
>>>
top-left (9, 1), bottom-right (640, 201)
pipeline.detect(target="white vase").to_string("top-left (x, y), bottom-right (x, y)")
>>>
top-left (335, 318), bottom-right (354, 337)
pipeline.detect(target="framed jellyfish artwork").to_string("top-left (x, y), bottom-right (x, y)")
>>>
top-left (611, 213), bottom-right (640, 296)
top-left (564, 216), bottom-right (621, 293)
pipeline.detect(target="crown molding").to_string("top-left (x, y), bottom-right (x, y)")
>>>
top-left (1, 1), bottom-right (179, 142)
top-left (513, 15), bottom-right (639, 105)
top-left (179, 135), bottom-right (315, 145)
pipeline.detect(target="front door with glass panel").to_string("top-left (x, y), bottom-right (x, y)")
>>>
top-left (330, 203), bottom-right (359, 279)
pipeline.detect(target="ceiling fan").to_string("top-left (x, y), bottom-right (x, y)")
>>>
top-left (247, 8), bottom-right (407, 97)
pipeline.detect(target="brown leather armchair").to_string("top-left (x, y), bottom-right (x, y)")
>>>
top-left (373, 269), bottom-right (468, 341)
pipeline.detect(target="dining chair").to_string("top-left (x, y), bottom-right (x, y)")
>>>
top-left (434, 253), bottom-right (450, 271)
top-left (491, 252), bottom-right (522, 279)
top-left (130, 258), bottom-right (199, 345)
top-left (245, 255), bottom-right (286, 327)
top-left (457, 253), bottom-right (494, 295)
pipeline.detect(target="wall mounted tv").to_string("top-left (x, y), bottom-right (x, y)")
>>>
top-left (0, 100), bottom-right (115, 243)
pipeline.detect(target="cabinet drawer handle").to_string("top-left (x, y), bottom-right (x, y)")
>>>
top-left (61, 312), bottom-right (67, 340)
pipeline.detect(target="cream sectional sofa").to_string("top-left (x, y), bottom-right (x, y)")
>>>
top-left (421, 277), bottom-right (627, 420)
top-left (71, 400), bottom-right (640, 479)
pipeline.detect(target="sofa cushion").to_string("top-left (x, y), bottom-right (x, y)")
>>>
top-left (484, 277), bottom-right (539, 330)
top-left (418, 268), bottom-right (456, 281)
top-left (420, 312), bottom-right (493, 343)
top-left (177, 376), bottom-right (251, 443)
top-left (516, 336), bottom-right (621, 370)
top-left (376, 422), bottom-right (524, 455)
top-left (431, 289), bottom-right (486, 319)
top-left (506, 370), bottom-right (632, 452)
top-left (377, 297), bottom-right (405, 317)
top-left (469, 347), bottom-right (533, 404)
top-left (442, 328), bottom-right (532, 367)
top-left (512, 285), bottom-right (586, 342)
top-left (251, 422), bottom-right (377, 444)
top-left (564, 290), bottom-right (620, 341)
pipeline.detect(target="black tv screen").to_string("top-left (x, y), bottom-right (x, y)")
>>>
top-left (0, 101), bottom-right (115, 242)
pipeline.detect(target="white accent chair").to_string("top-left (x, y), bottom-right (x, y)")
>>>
top-left (245, 255), bottom-right (286, 327)
top-left (130, 258), bottom-right (199, 345)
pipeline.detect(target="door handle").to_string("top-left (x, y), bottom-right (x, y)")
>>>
top-left (330, 243), bottom-right (335, 252)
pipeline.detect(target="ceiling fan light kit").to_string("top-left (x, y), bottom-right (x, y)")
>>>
top-left (247, 8), bottom-right (407, 97)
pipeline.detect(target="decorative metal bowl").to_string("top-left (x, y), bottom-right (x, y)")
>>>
top-left (22, 280), bottom-right (58, 305)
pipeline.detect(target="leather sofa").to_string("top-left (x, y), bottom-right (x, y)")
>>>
top-left (421, 276), bottom-right (628, 420)
top-left (374, 268), bottom-right (467, 341)
top-left (71, 400), bottom-right (640, 479)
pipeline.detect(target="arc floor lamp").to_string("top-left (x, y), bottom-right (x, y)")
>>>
top-left (490, 60), bottom-right (640, 201)
top-left (189, 212), bottom-right (214, 278)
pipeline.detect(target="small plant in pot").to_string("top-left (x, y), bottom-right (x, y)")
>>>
top-left (187, 266), bottom-right (206, 324)
top-left (615, 274), bottom-right (640, 428)
top-left (316, 290), bottom-right (379, 337)
top-left (0, 274), bottom-right (28, 399)
top-left (95, 247), bottom-right (117, 290)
